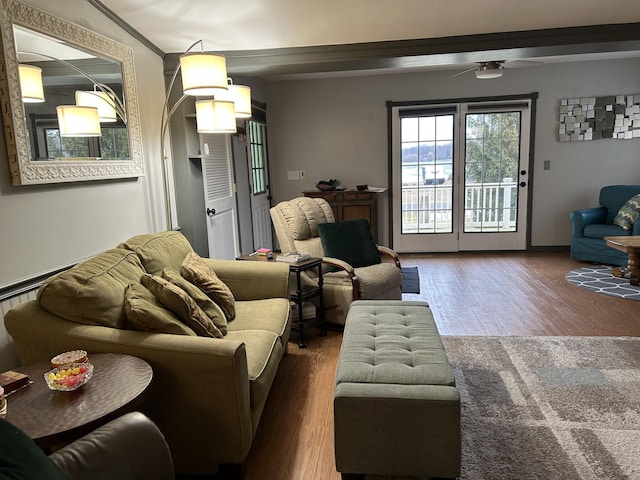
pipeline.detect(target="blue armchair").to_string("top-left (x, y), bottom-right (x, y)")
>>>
top-left (570, 185), bottom-right (640, 266)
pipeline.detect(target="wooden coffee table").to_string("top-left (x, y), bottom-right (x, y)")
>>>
top-left (604, 236), bottom-right (640, 285)
top-left (4, 353), bottom-right (152, 449)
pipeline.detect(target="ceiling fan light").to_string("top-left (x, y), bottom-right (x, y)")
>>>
top-left (475, 62), bottom-right (503, 79)
top-left (180, 52), bottom-right (228, 96)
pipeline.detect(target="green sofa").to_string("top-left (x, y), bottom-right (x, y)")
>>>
top-left (4, 231), bottom-right (291, 476)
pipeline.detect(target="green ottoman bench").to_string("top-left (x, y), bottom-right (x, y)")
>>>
top-left (333, 300), bottom-right (461, 479)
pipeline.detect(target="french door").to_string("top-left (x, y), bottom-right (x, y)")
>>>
top-left (391, 98), bottom-right (533, 252)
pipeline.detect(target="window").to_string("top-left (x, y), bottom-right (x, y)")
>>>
top-left (44, 126), bottom-right (129, 160)
top-left (248, 121), bottom-right (267, 195)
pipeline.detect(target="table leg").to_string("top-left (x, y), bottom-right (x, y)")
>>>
top-left (295, 272), bottom-right (307, 348)
top-left (628, 253), bottom-right (639, 286)
top-left (318, 264), bottom-right (326, 337)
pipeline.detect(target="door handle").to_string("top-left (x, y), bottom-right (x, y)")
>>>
top-left (206, 208), bottom-right (216, 216)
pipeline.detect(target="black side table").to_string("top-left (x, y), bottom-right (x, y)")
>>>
top-left (287, 257), bottom-right (326, 347)
top-left (236, 254), bottom-right (326, 347)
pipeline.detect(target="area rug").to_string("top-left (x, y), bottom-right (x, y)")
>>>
top-left (566, 265), bottom-right (640, 301)
top-left (367, 336), bottom-right (640, 480)
top-left (401, 266), bottom-right (420, 294)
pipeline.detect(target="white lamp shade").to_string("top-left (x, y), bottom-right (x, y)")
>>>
top-left (228, 84), bottom-right (252, 118)
top-left (180, 52), bottom-right (228, 96)
top-left (56, 105), bottom-right (101, 137)
top-left (75, 90), bottom-right (117, 122)
top-left (18, 64), bottom-right (45, 103)
top-left (195, 99), bottom-right (236, 133)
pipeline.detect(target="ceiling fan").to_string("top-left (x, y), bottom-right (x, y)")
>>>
top-left (448, 60), bottom-right (543, 79)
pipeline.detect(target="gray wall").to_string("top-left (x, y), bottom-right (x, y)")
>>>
top-left (0, 0), bottom-right (167, 288)
top-left (266, 58), bottom-right (640, 247)
top-left (0, 0), bottom-right (166, 370)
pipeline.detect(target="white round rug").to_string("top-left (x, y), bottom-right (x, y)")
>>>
top-left (566, 265), bottom-right (640, 301)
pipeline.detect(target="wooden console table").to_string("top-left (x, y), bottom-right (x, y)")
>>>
top-left (604, 236), bottom-right (640, 285)
top-left (303, 189), bottom-right (379, 243)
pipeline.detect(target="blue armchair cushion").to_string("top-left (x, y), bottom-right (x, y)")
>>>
top-left (583, 223), bottom-right (629, 239)
top-left (613, 194), bottom-right (640, 230)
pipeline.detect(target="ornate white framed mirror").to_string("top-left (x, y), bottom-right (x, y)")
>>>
top-left (0, 0), bottom-right (144, 185)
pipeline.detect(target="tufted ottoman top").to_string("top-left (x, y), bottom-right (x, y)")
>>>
top-left (336, 300), bottom-right (455, 387)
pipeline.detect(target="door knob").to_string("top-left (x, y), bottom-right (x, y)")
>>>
top-left (519, 182), bottom-right (526, 187)
top-left (206, 208), bottom-right (216, 216)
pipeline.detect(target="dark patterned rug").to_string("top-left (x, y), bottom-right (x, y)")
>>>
top-left (566, 265), bottom-right (640, 301)
top-left (367, 336), bottom-right (640, 480)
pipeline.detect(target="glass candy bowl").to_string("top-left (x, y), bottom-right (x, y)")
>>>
top-left (44, 362), bottom-right (94, 392)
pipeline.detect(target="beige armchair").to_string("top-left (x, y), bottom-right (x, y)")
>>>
top-left (270, 197), bottom-right (402, 325)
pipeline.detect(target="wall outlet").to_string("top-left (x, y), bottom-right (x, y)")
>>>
top-left (543, 160), bottom-right (551, 170)
top-left (300, 170), bottom-right (306, 179)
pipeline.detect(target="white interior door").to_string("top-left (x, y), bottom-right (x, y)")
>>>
top-left (201, 133), bottom-right (239, 260)
top-left (247, 120), bottom-right (272, 251)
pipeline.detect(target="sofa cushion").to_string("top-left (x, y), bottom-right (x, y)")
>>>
top-left (583, 223), bottom-right (629, 239)
top-left (118, 231), bottom-right (193, 275)
top-left (38, 248), bottom-right (146, 328)
top-left (318, 218), bottom-right (381, 270)
top-left (181, 252), bottom-right (236, 321)
top-left (124, 283), bottom-right (197, 336)
top-left (141, 274), bottom-right (223, 338)
top-left (613, 194), bottom-right (640, 230)
top-left (162, 268), bottom-right (228, 335)
top-left (229, 298), bottom-right (291, 342)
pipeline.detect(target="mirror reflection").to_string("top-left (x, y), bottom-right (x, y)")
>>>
top-left (15, 26), bottom-right (130, 162)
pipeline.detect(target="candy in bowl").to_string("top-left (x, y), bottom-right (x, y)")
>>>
top-left (44, 362), bottom-right (94, 391)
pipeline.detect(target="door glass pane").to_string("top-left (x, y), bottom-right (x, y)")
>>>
top-left (248, 121), bottom-right (267, 195)
top-left (463, 112), bottom-right (521, 233)
top-left (400, 113), bottom-right (454, 234)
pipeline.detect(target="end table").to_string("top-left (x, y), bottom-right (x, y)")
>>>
top-left (236, 253), bottom-right (326, 347)
top-left (4, 353), bottom-right (152, 450)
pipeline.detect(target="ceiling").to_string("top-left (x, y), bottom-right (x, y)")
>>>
top-left (93, 0), bottom-right (640, 79)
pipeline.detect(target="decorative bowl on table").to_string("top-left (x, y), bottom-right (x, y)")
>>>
top-left (44, 362), bottom-right (94, 392)
top-left (50, 349), bottom-right (88, 369)
top-left (316, 179), bottom-right (340, 191)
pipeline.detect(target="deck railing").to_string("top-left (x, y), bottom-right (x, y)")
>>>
top-left (402, 180), bottom-right (518, 233)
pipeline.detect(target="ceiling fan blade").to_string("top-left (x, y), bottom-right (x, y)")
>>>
top-left (447, 66), bottom-right (477, 78)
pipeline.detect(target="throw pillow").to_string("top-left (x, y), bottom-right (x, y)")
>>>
top-left (180, 252), bottom-right (236, 321)
top-left (123, 283), bottom-right (196, 336)
top-left (318, 218), bottom-right (381, 270)
top-left (141, 274), bottom-right (223, 338)
top-left (613, 193), bottom-right (640, 231)
top-left (161, 267), bottom-right (228, 335)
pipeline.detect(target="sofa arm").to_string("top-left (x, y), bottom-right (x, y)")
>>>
top-left (49, 412), bottom-right (174, 480)
top-left (203, 258), bottom-right (290, 301)
top-left (569, 207), bottom-right (606, 237)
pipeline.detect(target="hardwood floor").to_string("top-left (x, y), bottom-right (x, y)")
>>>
top-left (240, 252), bottom-right (640, 480)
